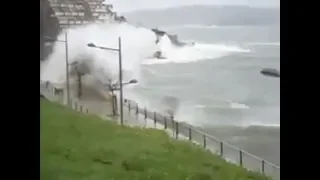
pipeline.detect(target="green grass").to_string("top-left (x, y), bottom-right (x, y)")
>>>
top-left (40, 98), bottom-right (271, 180)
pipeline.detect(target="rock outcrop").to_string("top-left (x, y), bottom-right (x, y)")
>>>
top-left (151, 28), bottom-right (189, 47)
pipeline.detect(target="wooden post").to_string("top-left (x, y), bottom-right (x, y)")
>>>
top-left (144, 107), bottom-right (147, 127)
top-left (220, 142), bottom-right (224, 156)
top-left (74, 102), bottom-right (77, 110)
top-left (112, 93), bottom-right (118, 116)
top-left (76, 72), bottom-right (82, 98)
top-left (203, 135), bottom-right (206, 148)
top-left (239, 150), bottom-right (243, 167)
top-left (79, 75), bottom-right (82, 98)
top-left (164, 116), bottom-right (167, 129)
top-left (69, 99), bottom-right (72, 109)
top-left (144, 108), bottom-right (147, 119)
top-left (135, 105), bottom-right (139, 120)
top-left (175, 122), bottom-right (179, 139)
top-left (110, 90), bottom-right (115, 115)
top-left (154, 112), bottom-right (157, 128)
top-left (172, 118), bottom-right (175, 137)
top-left (128, 101), bottom-right (131, 113)
top-left (261, 160), bottom-right (265, 174)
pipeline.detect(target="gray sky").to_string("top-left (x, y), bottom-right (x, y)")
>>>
top-left (106, 0), bottom-right (280, 13)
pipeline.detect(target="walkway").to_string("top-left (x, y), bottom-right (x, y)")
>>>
top-left (41, 75), bottom-right (113, 116)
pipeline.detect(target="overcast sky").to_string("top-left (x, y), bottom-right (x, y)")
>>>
top-left (106, 0), bottom-right (280, 13)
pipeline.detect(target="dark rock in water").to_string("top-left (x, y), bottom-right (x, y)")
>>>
top-left (152, 28), bottom-right (166, 44)
top-left (151, 28), bottom-right (166, 36)
top-left (153, 51), bottom-right (166, 59)
top-left (167, 34), bottom-right (186, 46)
top-left (260, 68), bottom-right (280, 78)
top-left (153, 51), bottom-right (161, 58)
top-left (151, 28), bottom-right (187, 47)
top-left (115, 15), bottom-right (127, 22)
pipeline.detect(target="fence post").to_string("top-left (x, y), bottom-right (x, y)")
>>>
top-left (135, 105), bottom-right (139, 120)
top-left (86, 108), bottom-right (88, 113)
top-left (154, 112), bottom-right (157, 128)
top-left (188, 127), bottom-right (192, 140)
top-left (113, 95), bottom-right (118, 116)
top-left (80, 105), bottom-right (83, 112)
top-left (220, 142), bottom-right (224, 156)
top-left (175, 122), bottom-right (179, 139)
top-left (75, 102), bottom-right (78, 111)
top-left (239, 150), bottom-right (243, 167)
top-left (144, 107), bottom-right (147, 127)
top-left (203, 135), bottom-right (206, 148)
top-left (164, 116), bottom-right (167, 129)
top-left (69, 99), bottom-right (72, 109)
top-left (128, 101), bottom-right (131, 114)
top-left (261, 160), bottom-right (265, 174)
top-left (172, 118), bottom-right (175, 137)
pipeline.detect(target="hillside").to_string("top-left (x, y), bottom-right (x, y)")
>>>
top-left (40, 98), bottom-right (271, 180)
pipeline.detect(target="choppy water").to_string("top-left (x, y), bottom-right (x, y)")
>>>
top-left (128, 25), bottom-right (280, 165)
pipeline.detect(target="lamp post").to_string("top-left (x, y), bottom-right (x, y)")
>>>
top-left (87, 37), bottom-right (127, 125)
top-left (106, 79), bottom-right (138, 116)
top-left (107, 79), bottom-right (138, 91)
top-left (44, 33), bottom-right (70, 106)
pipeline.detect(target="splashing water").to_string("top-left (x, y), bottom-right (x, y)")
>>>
top-left (41, 22), bottom-right (158, 85)
top-left (144, 35), bottom-right (250, 65)
top-left (40, 20), bottom-right (250, 111)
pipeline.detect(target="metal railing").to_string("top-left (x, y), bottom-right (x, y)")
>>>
top-left (123, 99), bottom-right (280, 180)
top-left (40, 82), bottom-right (279, 180)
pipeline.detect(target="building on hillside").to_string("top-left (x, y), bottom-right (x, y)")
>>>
top-left (40, 0), bottom-right (117, 61)
top-left (48, 0), bottom-right (115, 29)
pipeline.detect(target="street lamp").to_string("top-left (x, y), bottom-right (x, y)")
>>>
top-left (129, 79), bottom-right (138, 83)
top-left (107, 79), bottom-right (138, 91)
top-left (106, 79), bottom-right (138, 116)
top-left (44, 32), bottom-right (70, 106)
top-left (260, 68), bottom-right (280, 78)
top-left (87, 37), bottom-right (126, 125)
top-left (122, 79), bottom-right (138, 86)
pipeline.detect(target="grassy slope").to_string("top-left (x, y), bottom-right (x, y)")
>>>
top-left (40, 98), bottom-right (270, 180)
